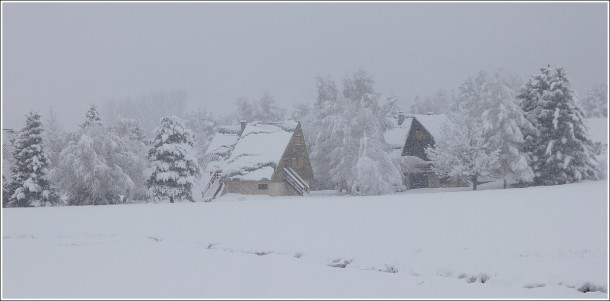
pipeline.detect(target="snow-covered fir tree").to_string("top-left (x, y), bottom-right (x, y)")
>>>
top-left (425, 111), bottom-right (500, 190)
top-left (8, 112), bottom-right (56, 207)
top-left (147, 116), bottom-right (201, 203)
top-left (80, 103), bottom-right (103, 129)
top-left (456, 70), bottom-right (534, 188)
top-left (2, 128), bottom-right (18, 205)
top-left (43, 107), bottom-right (67, 175)
top-left (2, 175), bottom-right (10, 208)
top-left (2, 130), bottom-right (16, 207)
top-left (517, 66), bottom-right (599, 185)
top-left (579, 83), bottom-right (608, 118)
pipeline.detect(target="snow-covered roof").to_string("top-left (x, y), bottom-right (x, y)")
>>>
top-left (412, 114), bottom-right (449, 141)
top-left (585, 117), bottom-right (608, 144)
top-left (223, 121), bottom-right (299, 181)
top-left (383, 117), bottom-right (413, 148)
top-left (201, 126), bottom-right (243, 182)
top-left (204, 126), bottom-right (241, 157)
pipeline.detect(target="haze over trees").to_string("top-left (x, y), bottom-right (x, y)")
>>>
top-left (309, 70), bottom-right (403, 195)
top-left (103, 89), bottom-right (187, 135)
top-left (235, 92), bottom-right (287, 123)
top-left (410, 89), bottom-right (452, 115)
top-left (579, 83), bottom-right (608, 118)
top-left (53, 105), bottom-right (140, 205)
top-left (1, 66), bottom-right (606, 206)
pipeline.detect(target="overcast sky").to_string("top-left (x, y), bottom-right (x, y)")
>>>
top-left (2, 2), bottom-right (608, 131)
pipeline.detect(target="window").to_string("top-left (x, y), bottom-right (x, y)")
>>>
top-left (292, 157), bottom-right (298, 167)
top-left (258, 183), bottom-right (268, 190)
top-left (415, 130), bottom-right (427, 140)
top-left (295, 135), bottom-right (304, 145)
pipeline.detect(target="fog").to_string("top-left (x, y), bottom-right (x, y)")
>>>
top-left (2, 2), bottom-right (607, 130)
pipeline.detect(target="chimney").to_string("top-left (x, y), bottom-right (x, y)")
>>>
top-left (397, 111), bottom-right (405, 126)
top-left (240, 120), bottom-right (247, 134)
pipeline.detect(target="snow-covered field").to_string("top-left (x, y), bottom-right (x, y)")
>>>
top-left (2, 180), bottom-right (608, 298)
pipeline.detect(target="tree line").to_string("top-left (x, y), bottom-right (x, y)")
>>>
top-left (2, 66), bottom-right (607, 207)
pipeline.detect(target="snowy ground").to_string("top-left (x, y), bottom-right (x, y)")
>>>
top-left (2, 180), bottom-right (608, 298)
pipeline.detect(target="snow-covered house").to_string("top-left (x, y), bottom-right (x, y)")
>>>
top-left (201, 121), bottom-right (313, 200)
top-left (384, 113), bottom-right (467, 189)
top-left (383, 112), bottom-right (413, 159)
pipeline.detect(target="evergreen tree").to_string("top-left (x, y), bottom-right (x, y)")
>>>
top-left (2, 129), bottom-right (18, 185)
top-left (2, 175), bottom-right (10, 208)
top-left (8, 112), bottom-right (56, 207)
top-left (43, 107), bottom-right (67, 202)
top-left (44, 107), bottom-right (67, 170)
top-left (2, 128), bottom-right (18, 204)
top-left (147, 116), bottom-right (201, 203)
top-left (579, 83), bottom-right (608, 118)
top-left (80, 103), bottom-right (103, 128)
top-left (517, 66), bottom-right (599, 185)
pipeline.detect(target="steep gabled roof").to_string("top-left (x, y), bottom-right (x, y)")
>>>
top-left (223, 121), bottom-right (299, 181)
top-left (411, 114), bottom-right (449, 141)
top-left (384, 117), bottom-right (414, 148)
top-left (205, 125), bottom-right (241, 157)
top-left (383, 117), bottom-right (413, 159)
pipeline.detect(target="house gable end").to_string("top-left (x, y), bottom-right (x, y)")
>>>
top-left (272, 123), bottom-right (314, 182)
top-left (402, 118), bottom-right (436, 160)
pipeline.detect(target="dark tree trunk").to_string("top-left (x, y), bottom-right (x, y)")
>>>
top-left (170, 196), bottom-right (174, 203)
top-left (503, 178), bottom-right (507, 189)
top-left (472, 175), bottom-right (478, 191)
